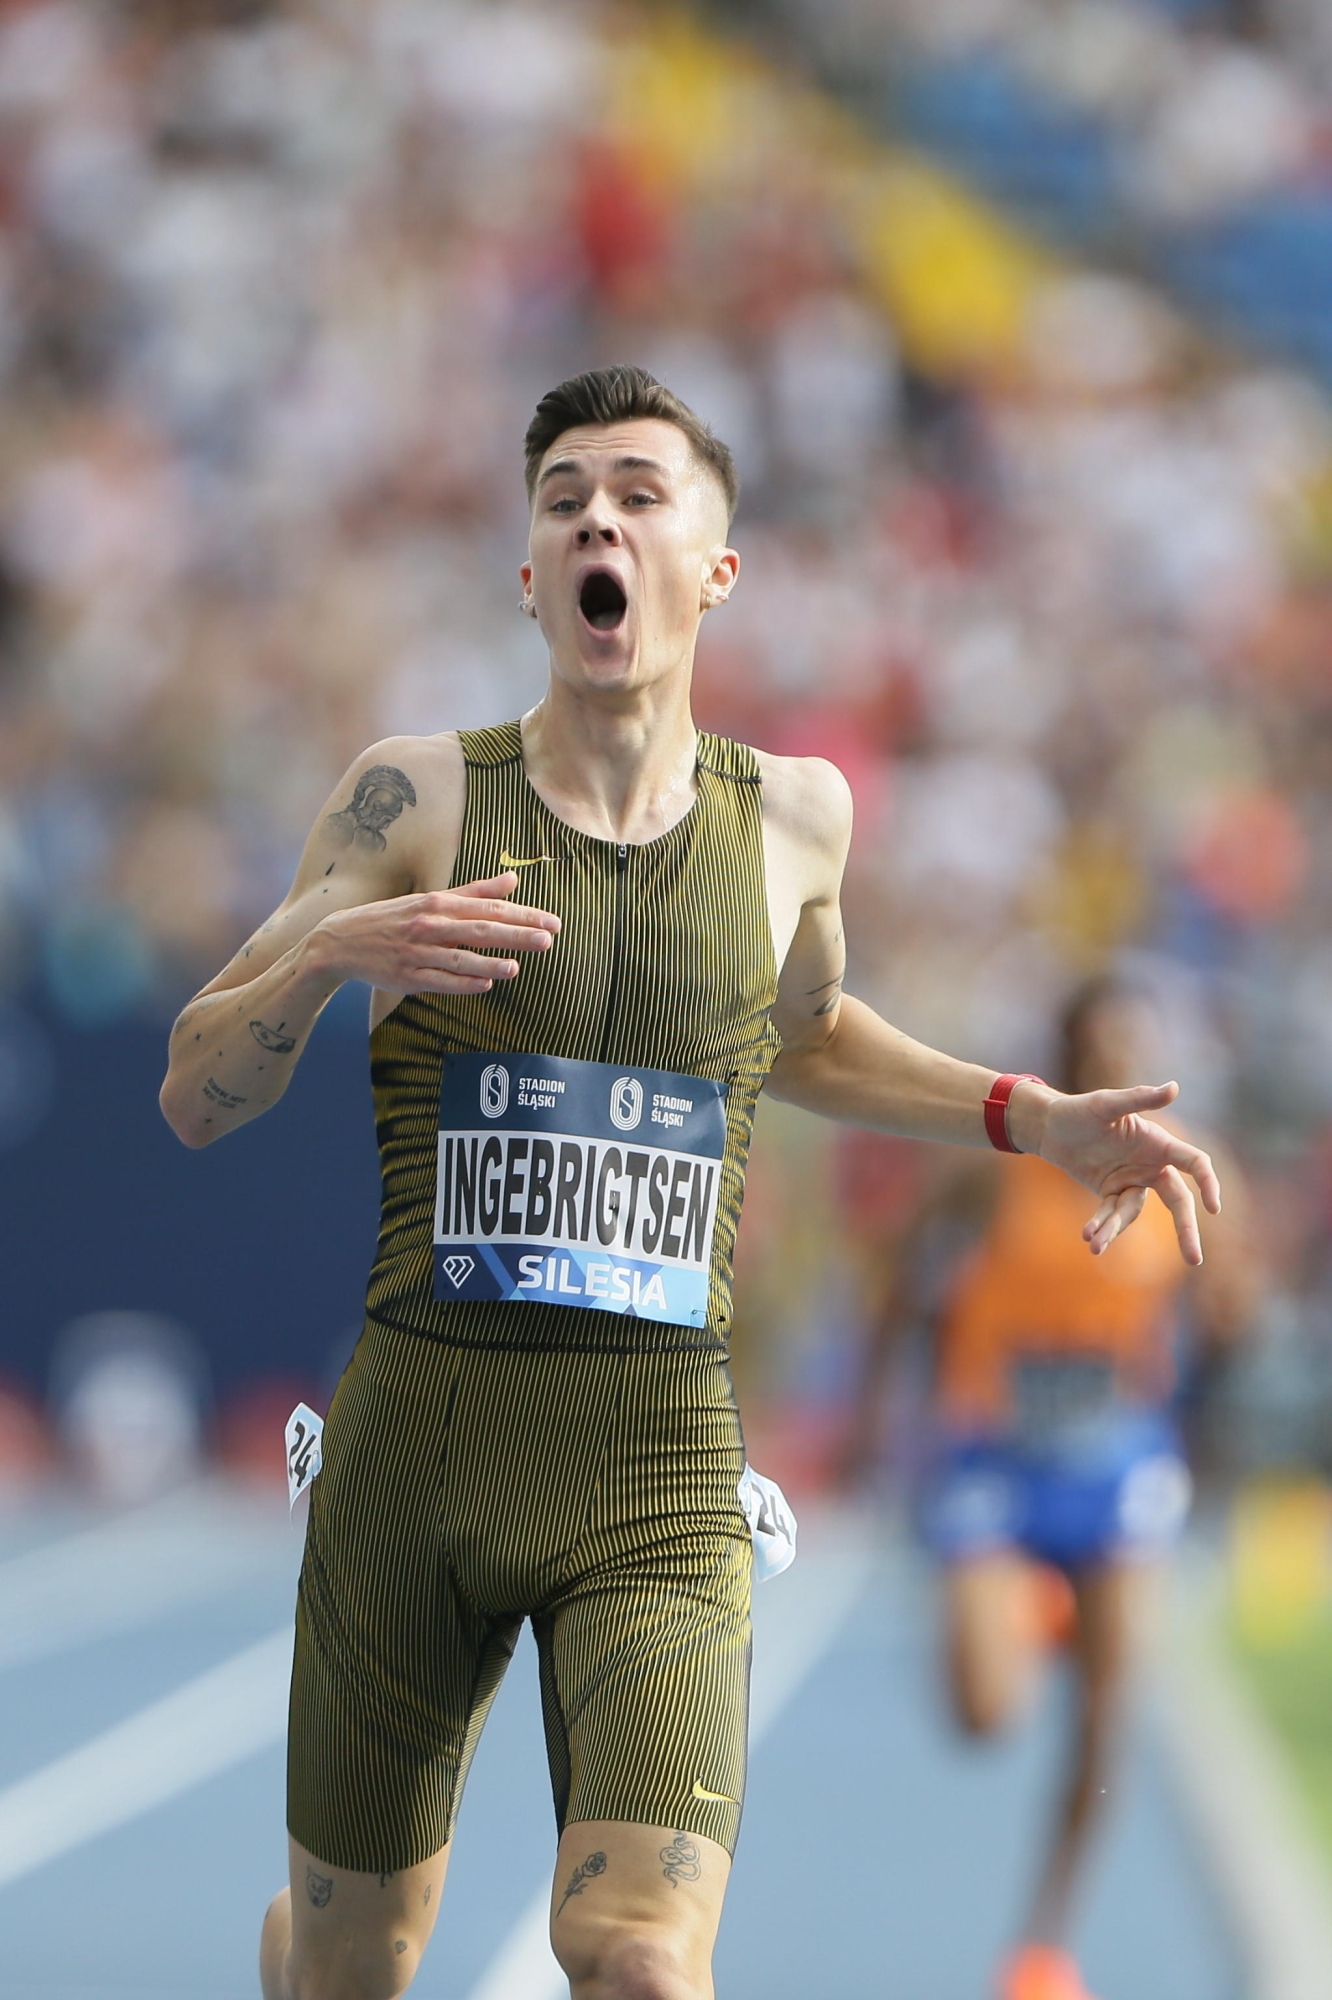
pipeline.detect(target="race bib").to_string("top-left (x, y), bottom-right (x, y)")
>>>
top-left (433, 1053), bottom-right (727, 1328)
top-left (1009, 1351), bottom-right (1118, 1455)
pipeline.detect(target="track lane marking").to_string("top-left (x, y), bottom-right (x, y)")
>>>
top-left (1160, 1570), bottom-right (1332, 2000)
top-left (0, 1486), bottom-right (295, 1674)
top-left (0, 1626), bottom-right (291, 1889)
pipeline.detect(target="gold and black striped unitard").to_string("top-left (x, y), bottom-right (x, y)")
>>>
top-left (289, 722), bottom-right (780, 1870)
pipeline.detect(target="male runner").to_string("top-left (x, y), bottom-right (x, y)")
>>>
top-left (160, 366), bottom-right (1221, 2000)
top-left (843, 978), bottom-right (1255, 2000)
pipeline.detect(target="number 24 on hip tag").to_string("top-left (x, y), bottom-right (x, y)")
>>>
top-left (285, 1402), bottom-right (324, 1511)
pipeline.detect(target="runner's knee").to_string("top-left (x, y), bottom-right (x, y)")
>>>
top-left (560, 1921), bottom-right (700, 2000)
top-left (287, 1935), bottom-right (421, 2000)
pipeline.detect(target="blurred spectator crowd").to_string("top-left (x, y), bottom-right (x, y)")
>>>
top-left (3, 0), bottom-right (1332, 1459)
top-left (752, 0), bottom-right (1332, 381)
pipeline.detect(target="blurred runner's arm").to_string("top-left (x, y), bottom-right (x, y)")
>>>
top-left (159, 734), bottom-right (560, 1148)
top-left (761, 756), bottom-right (1220, 1265)
top-left (837, 1154), bottom-right (999, 1488)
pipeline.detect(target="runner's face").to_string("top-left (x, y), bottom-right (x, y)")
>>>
top-left (522, 419), bottom-right (736, 694)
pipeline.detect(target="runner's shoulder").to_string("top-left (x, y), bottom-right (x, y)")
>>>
top-left (305, 732), bottom-right (466, 890)
top-left (752, 748), bottom-right (853, 861)
top-left (338, 730), bottom-right (463, 797)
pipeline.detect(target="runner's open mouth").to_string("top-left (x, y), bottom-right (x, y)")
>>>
top-left (579, 571), bottom-right (628, 632)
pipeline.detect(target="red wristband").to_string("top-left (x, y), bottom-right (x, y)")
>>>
top-left (983, 1073), bottom-right (1043, 1154)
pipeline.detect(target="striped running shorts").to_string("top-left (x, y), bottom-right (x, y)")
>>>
top-left (287, 1316), bottom-right (752, 1870)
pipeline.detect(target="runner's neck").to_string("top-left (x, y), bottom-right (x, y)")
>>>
top-left (519, 691), bottom-right (701, 846)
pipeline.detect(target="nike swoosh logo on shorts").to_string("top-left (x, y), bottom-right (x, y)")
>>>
top-left (499, 849), bottom-right (552, 869)
top-left (691, 1780), bottom-right (736, 1805)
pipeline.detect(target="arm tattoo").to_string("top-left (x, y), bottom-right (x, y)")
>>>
top-left (379, 1870), bottom-right (397, 1887)
top-left (556, 1850), bottom-right (607, 1917)
top-left (659, 1832), bottom-right (701, 1888)
top-left (250, 1019), bottom-right (296, 1054)
top-left (305, 1866), bottom-right (333, 1908)
top-left (395, 1940), bottom-right (408, 1954)
top-left (808, 968), bottom-right (845, 1017)
top-left (325, 764), bottom-right (417, 851)
top-left (202, 1077), bottom-right (246, 1109)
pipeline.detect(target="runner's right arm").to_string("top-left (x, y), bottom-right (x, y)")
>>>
top-left (159, 734), bottom-right (560, 1148)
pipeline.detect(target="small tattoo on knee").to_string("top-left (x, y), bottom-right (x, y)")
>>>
top-left (395, 1939), bottom-right (408, 1954)
top-left (556, 1849), bottom-right (607, 1917)
top-left (305, 1866), bottom-right (333, 1908)
top-left (660, 1832), bottom-right (701, 1888)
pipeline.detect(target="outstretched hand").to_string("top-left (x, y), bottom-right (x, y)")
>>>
top-left (1029, 1081), bottom-right (1221, 1266)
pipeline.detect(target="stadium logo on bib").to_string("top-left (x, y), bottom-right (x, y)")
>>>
top-left (440, 1254), bottom-right (476, 1289)
top-left (609, 1076), bottom-right (644, 1130)
top-left (479, 1064), bottom-right (509, 1117)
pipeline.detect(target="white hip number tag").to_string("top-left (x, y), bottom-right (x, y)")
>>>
top-left (738, 1463), bottom-right (798, 1581)
top-left (285, 1402), bottom-right (324, 1511)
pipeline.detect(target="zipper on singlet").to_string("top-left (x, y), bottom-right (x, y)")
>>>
top-left (597, 842), bottom-right (629, 1063)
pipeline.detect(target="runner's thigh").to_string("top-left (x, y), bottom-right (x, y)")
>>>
top-left (550, 1817), bottom-right (730, 1995)
top-left (288, 1322), bottom-right (520, 1871)
top-left (534, 1348), bottom-right (753, 1858)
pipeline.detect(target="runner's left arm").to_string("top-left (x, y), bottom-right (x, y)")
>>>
top-left (761, 757), bottom-right (1220, 1266)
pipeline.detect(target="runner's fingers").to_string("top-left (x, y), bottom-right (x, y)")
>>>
top-left (410, 970), bottom-right (494, 993)
top-left (423, 884), bottom-right (561, 931)
top-left (1152, 1164), bottom-right (1203, 1266)
top-left (1166, 1138), bottom-right (1221, 1215)
top-left (1084, 1186), bottom-right (1146, 1255)
top-left (408, 914), bottom-right (554, 951)
top-left (408, 947), bottom-right (520, 981)
top-left (1091, 1080), bottom-right (1179, 1122)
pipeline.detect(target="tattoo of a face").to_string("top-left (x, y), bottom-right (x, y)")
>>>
top-left (306, 1866), bottom-right (333, 1908)
top-left (325, 764), bottom-right (417, 852)
top-left (250, 1019), bottom-right (296, 1054)
top-left (556, 1850), bottom-right (607, 1917)
top-left (202, 1076), bottom-right (246, 1110)
top-left (659, 1832), bottom-right (701, 1888)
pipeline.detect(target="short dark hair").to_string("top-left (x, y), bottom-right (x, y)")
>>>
top-left (524, 364), bottom-right (740, 521)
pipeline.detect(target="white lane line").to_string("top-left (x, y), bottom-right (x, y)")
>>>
top-left (1159, 1570), bottom-right (1332, 2000)
top-left (0, 1486), bottom-right (296, 1674)
top-left (0, 1626), bottom-right (291, 1890)
top-left (465, 1515), bottom-right (876, 2000)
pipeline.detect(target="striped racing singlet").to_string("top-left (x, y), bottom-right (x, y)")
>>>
top-left (363, 721), bottom-right (781, 1351)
